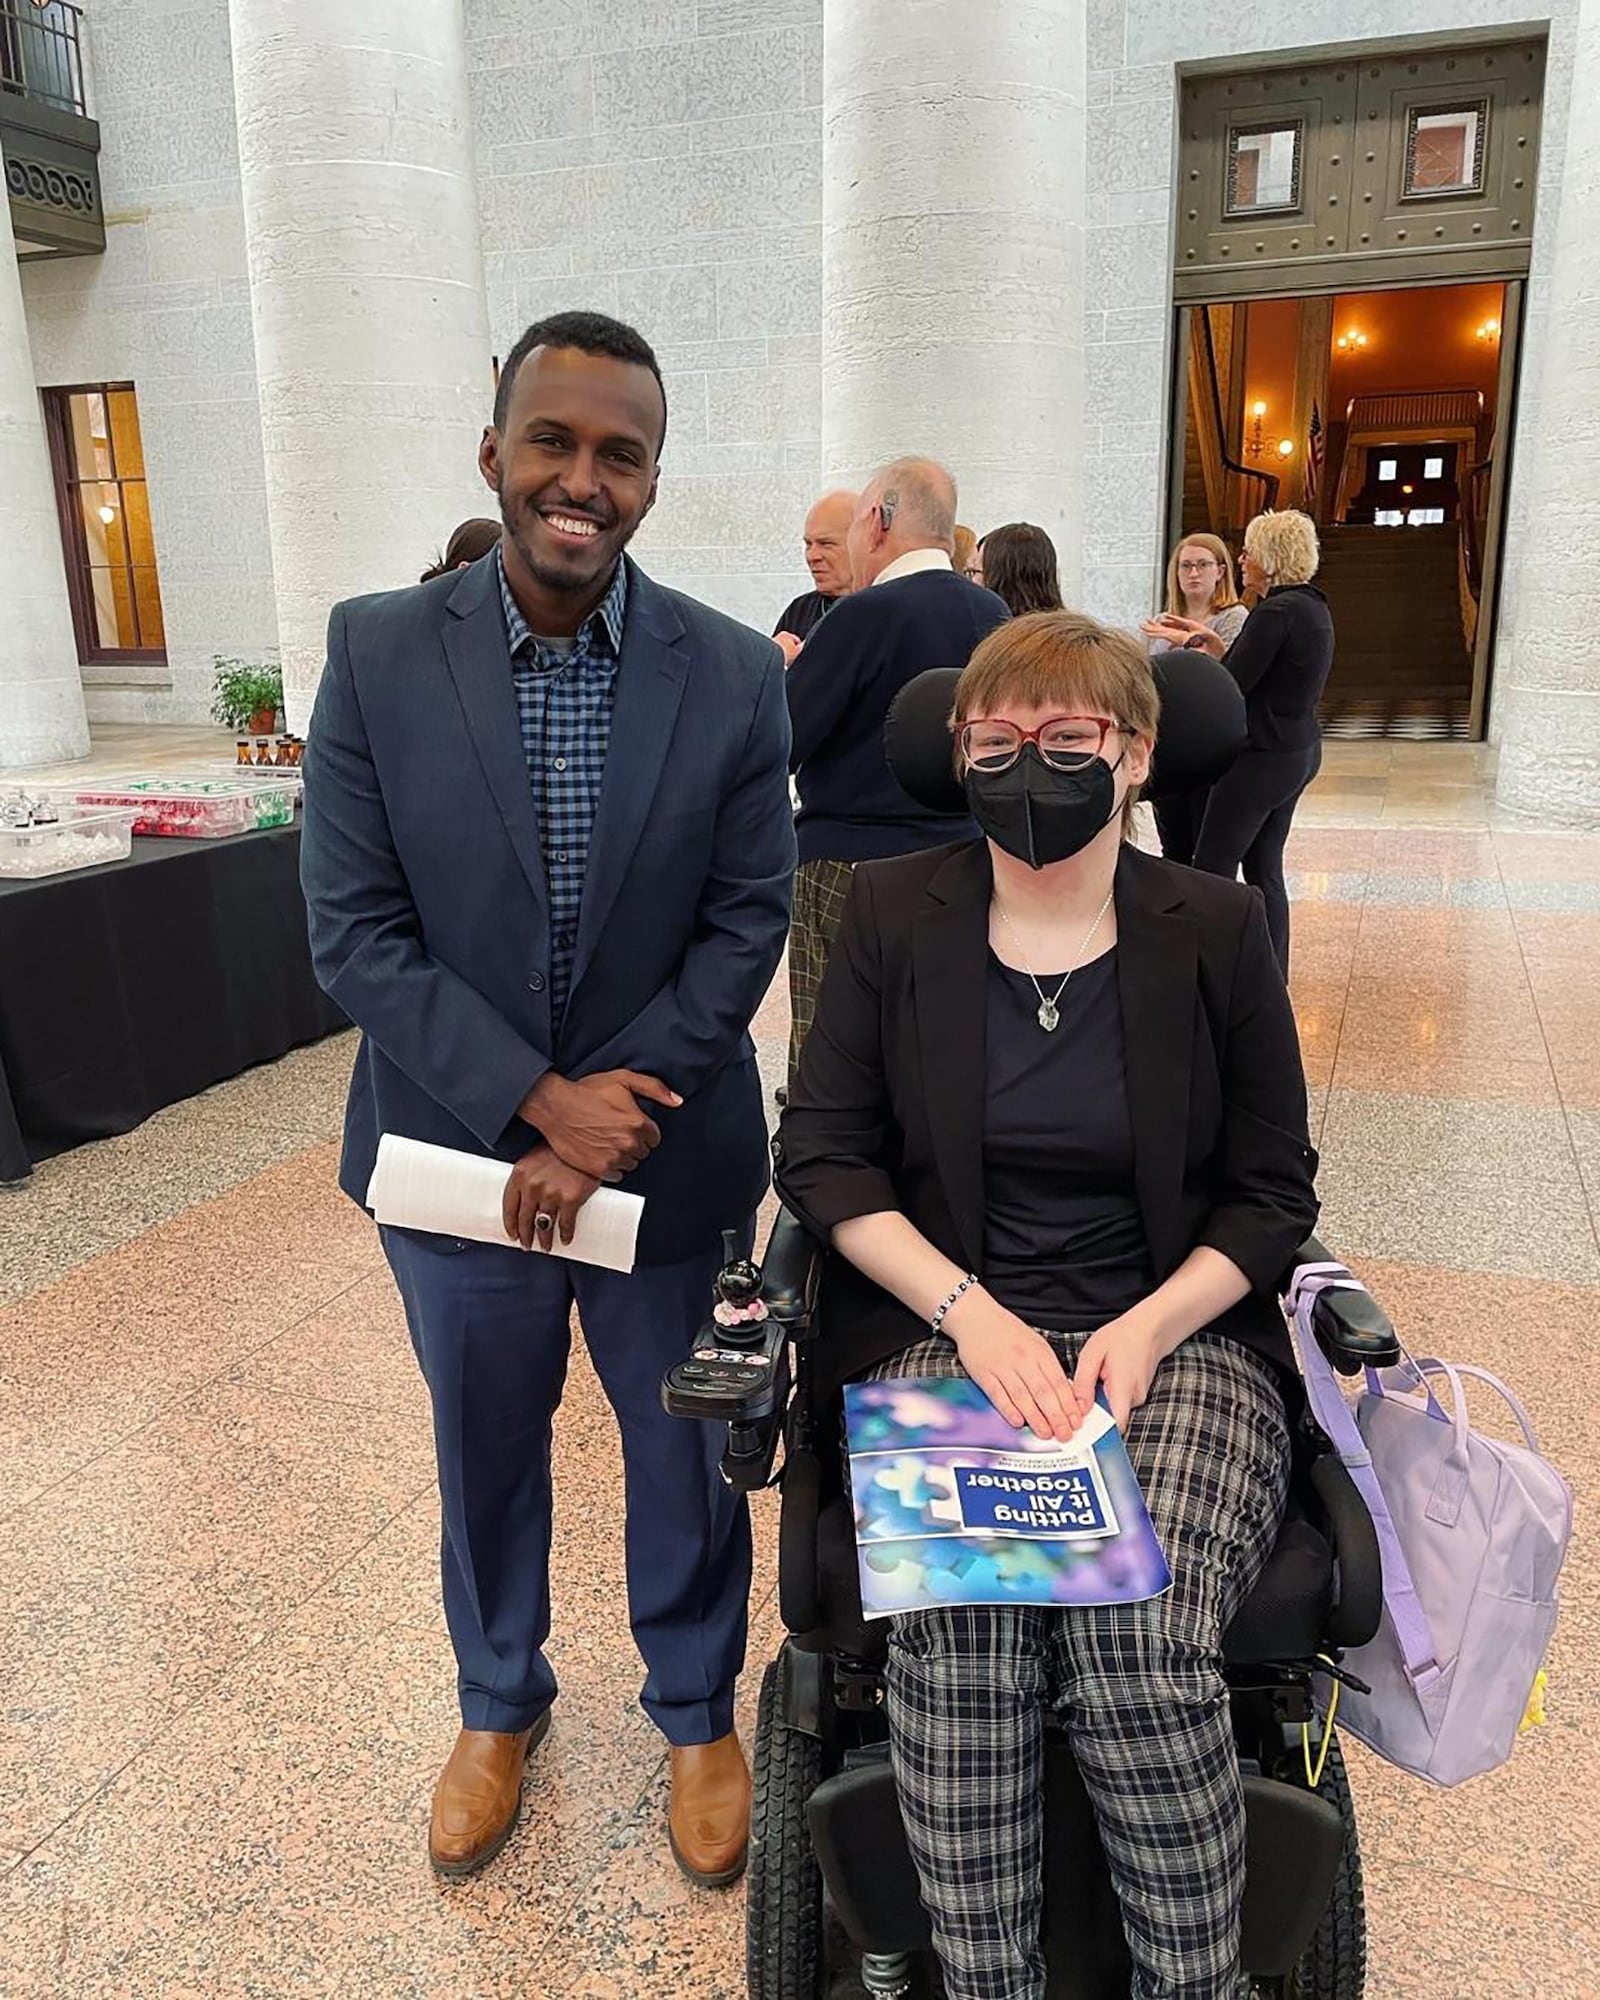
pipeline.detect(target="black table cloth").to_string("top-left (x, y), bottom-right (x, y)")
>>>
top-left (0, 824), bottom-right (345, 1183)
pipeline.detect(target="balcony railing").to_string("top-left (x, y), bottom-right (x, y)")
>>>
top-left (1, 1), bottom-right (86, 119)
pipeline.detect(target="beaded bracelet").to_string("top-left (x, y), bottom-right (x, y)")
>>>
top-left (930, 1273), bottom-right (980, 1336)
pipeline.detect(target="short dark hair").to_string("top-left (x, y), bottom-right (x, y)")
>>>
top-left (493, 310), bottom-right (668, 451)
top-left (980, 522), bottom-right (1064, 618)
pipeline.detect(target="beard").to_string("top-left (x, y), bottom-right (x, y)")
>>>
top-left (498, 477), bottom-right (626, 597)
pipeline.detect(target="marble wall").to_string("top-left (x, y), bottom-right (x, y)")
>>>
top-left (20, 0), bottom-right (279, 727)
top-left (464, 0), bottom-right (825, 635)
top-left (14, 0), bottom-right (1587, 742)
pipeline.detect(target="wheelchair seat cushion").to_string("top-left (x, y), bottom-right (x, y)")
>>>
top-left (1223, 1514), bottom-right (1333, 1666)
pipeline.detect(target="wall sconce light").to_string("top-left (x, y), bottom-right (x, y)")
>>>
top-left (1246, 400), bottom-right (1268, 459)
top-left (1476, 317), bottom-right (1501, 343)
top-left (1335, 328), bottom-right (1369, 352)
top-left (97, 504), bottom-right (117, 524)
top-left (1400, 483), bottom-right (1414, 495)
top-left (1276, 437), bottom-right (1295, 458)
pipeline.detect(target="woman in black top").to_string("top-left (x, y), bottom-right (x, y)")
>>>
top-left (1144, 509), bottom-right (1334, 972)
top-left (778, 611), bottom-right (1317, 2000)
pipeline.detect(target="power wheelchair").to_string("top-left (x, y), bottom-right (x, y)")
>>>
top-left (661, 653), bottom-right (1398, 1997)
top-left (665, 1212), bottom-right (1400, 2000)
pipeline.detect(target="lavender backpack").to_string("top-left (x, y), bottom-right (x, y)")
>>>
top-left (1288, 1262), bottom-right (1573, 1788)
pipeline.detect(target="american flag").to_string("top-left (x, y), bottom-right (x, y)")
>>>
top-left (1305, 402), bottom-right (1325, 515)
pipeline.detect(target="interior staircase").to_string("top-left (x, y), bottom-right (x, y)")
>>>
top-left (1313, 523), bottom-right (1474, 739)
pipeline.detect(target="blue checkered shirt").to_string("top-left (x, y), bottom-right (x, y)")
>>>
top-left (497, 547), bottom-right (627, 1021)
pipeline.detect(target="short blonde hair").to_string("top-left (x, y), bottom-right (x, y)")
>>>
top-left (954, 610), bottom-right (1161, 832)
top-left (1165, 532), bottom-right (1241, 618)
top-left (1244, 509), bottom-right (1319, 587)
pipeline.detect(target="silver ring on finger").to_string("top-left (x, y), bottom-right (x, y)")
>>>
top-left (534, 1212), bottom-right (555, 1234)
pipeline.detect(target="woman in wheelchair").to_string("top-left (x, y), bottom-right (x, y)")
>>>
top-left (776, 610), bottom-right (1320, 2000)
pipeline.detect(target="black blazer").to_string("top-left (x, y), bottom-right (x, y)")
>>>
top-left (1223, 583), bottom-right (1335, 754)
top-left (775, 840), bottom-right (1319, 1396)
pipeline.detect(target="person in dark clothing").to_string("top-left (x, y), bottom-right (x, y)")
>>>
top-left (773, 488), bottom-right (858, 661)
top-left (1144, 509), bottom-right (1333, 973)
top-left (777, 609), bottom-right (1316, 2000)
top-left (784, 457), bottom-right (1009, 1076)
top-left (975, 522), bottom-right (1064, 617)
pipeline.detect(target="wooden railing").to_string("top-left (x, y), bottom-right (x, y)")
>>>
top-left (1191, 307), bottom-right (1279, 533)
top-left (1458, 452), bottom-right (1493, 652)
top-left (1343, 388), bottom-right (1485, 434)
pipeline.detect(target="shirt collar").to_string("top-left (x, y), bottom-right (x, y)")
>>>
top-left (873, 547), bottom-right (954, 586)
top-left (496, 545), bottom-right (629, 660)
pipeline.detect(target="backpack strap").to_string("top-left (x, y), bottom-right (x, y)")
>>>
top-left (1287, 1264), bottom-right (1444, 1690)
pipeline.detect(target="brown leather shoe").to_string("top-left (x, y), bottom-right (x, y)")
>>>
top-left (667, 1731), bottom-right (751, 1887)
top-left (428, 1711), bottom-right (551, 1879)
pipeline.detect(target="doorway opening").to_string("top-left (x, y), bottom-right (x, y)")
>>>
top-left (1170, 279), bottom-right (1518, 741)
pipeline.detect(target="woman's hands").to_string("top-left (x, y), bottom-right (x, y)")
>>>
top-left (1072, 1312), bottom-right (1175, 1431)
top-left (945, 1290), bottom-right (1087, 1441)
top-left (1140, 615), bottom-right (1225, 657)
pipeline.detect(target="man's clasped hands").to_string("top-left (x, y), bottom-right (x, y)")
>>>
top-left (501, 1069), bottom-right (679, 1249)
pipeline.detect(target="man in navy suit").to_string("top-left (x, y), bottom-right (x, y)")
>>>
top-left (300, 312), bottom-right (793, 1886)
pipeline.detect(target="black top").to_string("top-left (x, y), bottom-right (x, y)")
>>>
top-left (775, 842), bottom-right (1318, 1397)
top-left (983, 948), bottom-right (1155, 1333)
top-left (774, 589), bottom-right (836, 642)
top-left (784, 568), bottom-right (1010, 864)
top-left (1221, 583), bottom-right (1336, 753)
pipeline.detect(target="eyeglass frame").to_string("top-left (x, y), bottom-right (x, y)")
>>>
top-left (1176, 555), bottom-right (1222, 572)
top-left (958, 713), bottom-right (1126, 772)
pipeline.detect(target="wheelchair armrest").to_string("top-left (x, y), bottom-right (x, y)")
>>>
top-left (1290, 1234), bottom-right (1401, 1376)
top-left (1309, 1453), bottom-right (1384, 1649)
top-left (762, 1206), bottom-right (824, 1336)
top-left (778, 1446), bottom-right (825, 1634)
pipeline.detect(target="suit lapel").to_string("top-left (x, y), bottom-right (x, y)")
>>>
top-left (441, 557), bottom-right (548, 913)
top-left (569, 563), bottom-right (689, 998)
top-left (1115, 847), bottom-right (1197, 1278)
top-left (912, 843), bottom-right (992, 1271)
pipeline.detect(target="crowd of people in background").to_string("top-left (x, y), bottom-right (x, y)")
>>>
top-left (766, 472), bottom-right (1334, 998)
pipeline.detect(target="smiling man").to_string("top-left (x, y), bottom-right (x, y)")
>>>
top-left (300, 312), bottom-right (794, 1889)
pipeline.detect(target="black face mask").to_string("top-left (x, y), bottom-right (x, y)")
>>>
top-left (964, 744), bottom-right (1123, 870)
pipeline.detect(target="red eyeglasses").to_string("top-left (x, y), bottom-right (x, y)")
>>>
top-left (959, 715), bottom-right (1122, 774)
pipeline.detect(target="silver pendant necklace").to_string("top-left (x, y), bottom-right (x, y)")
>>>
top-left (993, 884), bottom-right (1116, 1032)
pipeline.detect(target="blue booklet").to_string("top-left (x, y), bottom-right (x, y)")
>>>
top-left (843, 1375), bottom-right (1172, 1619)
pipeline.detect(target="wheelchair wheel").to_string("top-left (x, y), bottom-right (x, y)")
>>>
top-left (747, 1656), bottom-right (825, 2000)
top-left (1290, 1736), bottom-right (1366, 2000)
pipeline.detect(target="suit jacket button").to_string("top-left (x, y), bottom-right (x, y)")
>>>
top-left (528, 973), bottom-right (546, 993)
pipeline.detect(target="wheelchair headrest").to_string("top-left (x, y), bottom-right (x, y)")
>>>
top-left (883, 651), bottom-right (1248, 813)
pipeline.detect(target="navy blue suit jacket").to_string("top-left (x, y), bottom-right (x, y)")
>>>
top-left (300, 552), bottom-right (796, 1266)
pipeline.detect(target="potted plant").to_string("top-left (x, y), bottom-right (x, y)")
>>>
top-left (211, 657), bottom-right (284, 736)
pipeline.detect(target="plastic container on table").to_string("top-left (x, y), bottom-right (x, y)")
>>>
top-left (58, 777), bottom-right (294, 839)
top-left (0, 806), bottom-right (139, 880)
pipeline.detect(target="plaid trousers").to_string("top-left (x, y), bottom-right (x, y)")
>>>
top-left (871, 1330), bottom-right (1290, 2000)
top-left (787, 857), bottom-right (856, 1083)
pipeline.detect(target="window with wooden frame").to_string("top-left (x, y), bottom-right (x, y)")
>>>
top-left (42, 382), bottom-right (168, 663)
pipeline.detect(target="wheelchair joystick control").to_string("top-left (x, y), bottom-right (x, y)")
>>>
top-left (660, 1228), bottom-right (790, 1491)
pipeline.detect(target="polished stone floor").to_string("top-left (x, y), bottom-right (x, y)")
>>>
top-left (2, 754), bottom-right (1598, 1998)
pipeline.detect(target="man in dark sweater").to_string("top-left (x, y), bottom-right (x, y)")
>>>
top-left (772, 488), bottom-right (857, 662)
top-left (784, 457), bottom-right (1009, 1076)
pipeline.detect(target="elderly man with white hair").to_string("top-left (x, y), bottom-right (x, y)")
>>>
top-left (782, 457), bottom-right (1010, 1078)
top-left (773, 488), bottom-right (858, 662)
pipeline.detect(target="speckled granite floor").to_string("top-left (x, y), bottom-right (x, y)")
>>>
top-left (1, 768), bottom-right (1598, 1998)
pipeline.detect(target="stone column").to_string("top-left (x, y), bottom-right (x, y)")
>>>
top-left (820, 0), bottom-right (1085, 590)
top-left (229, 0), bottom-right (494, 732)
top-left (0, 194), bottom-right (90, 770)
top-left (1494, 0), bottom-right (1600, 827)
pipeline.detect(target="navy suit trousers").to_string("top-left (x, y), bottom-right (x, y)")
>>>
top-left (382, 1222), bottom-right (754, 1744)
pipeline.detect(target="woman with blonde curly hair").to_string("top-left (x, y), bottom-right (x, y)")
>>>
top-left (1143, 509), bottom-right (1332, 972)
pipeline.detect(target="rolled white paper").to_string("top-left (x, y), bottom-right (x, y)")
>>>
top-left (366, 1133), bottom-right (643, 1274)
